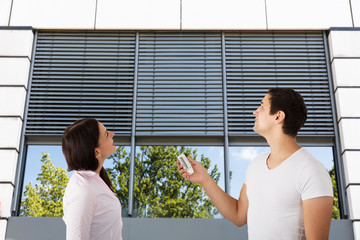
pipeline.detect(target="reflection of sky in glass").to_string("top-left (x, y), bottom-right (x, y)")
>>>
top-left (186, 146), bottom-right (225, 192)
top-left (228, 146), bottom-right (334, 199)
top-left (22, 145), bottom-right (128, 194)
top-left (24, 145), bottom-right (225, 192)
top-left (23, 145), bottom-right (333, 218)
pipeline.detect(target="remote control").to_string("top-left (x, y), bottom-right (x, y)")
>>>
top-left (177, 153), bottom-right (194, 175)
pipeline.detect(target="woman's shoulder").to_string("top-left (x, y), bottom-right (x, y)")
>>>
top-left (67, 171), bottom-right (97, 189)
top-left (64, 171), bottom-right (98, 200)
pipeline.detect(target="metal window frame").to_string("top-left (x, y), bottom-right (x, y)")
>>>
top-left (12, 30), bottom-right (347, 219)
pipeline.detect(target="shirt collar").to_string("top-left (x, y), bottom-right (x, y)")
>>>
top-left (76, 170), bottom-right (98, 177)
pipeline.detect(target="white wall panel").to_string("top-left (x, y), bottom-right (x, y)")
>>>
top-left (328, 31), bottom-right (360, 59)
top-left (335, 88), bottom-right (360, 120)
top-left (0, 220), bottom-right (6, 240)
top-left (0, 58), bottom-right (30, 88)
top-left (0, 118), bottom-right (22, 150)
top-left (0, 30), bottom-right (33, 59)
top-left (331, 59), bottom-right (360, 89)
top-left (267, 0), bottom-right (352, 29)
top-left (351, 0), bottom-right (360, 27)
top-left (0, 0), bottom-right (11, 26)
top-left (339, 119), bottom-right (360, 152)
top-left (182, 0), bottom-right (266, 29)
top-left (10, 0), bottom-right (96, 29)
top-left (342, 151), bottom-right (360, 185)
top-left (0, 184), bottom-right (14, 217)
top-left (0, 87), bottom-right (26, 118)
top-left (354, 221), bottom-right (360, 240)
top-left (0, 150), bottom-right (18, 184)
top-left (347, 186), bottom-right (360, 219)
top-left (96, 0), bottom-right (180, 29)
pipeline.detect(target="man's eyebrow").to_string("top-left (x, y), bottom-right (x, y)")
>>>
top-left (261, 101), bottom-right (263, 105)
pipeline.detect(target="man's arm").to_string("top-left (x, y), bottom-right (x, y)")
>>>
top-left (178, 157), bottom-right (248, 227)
top-left (303, 196), bottom-right (333, 240)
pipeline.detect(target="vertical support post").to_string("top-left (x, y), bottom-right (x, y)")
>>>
top-left (221, 31), bottom-right (230, 194)
top-left (128, 31), bottom-right (140, 216)
top-left (11, 30), bottom-right (37, 216)
top-left (323, 31), bottom-right (348, 218)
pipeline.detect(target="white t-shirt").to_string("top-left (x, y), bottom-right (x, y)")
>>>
top-left (63, 170), bottom-right (123, 240)
top-left (245, 148), bottom-right (333, 240)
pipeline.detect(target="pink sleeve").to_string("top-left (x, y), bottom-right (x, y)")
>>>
top-left (63, 184), bottom-right (96, 240)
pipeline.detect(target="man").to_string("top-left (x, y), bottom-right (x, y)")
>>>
top-left (178, 88), bottom-right (333, 240)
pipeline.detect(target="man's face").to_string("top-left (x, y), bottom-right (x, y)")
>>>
top-left (253, 94), bottom-right (277, 136)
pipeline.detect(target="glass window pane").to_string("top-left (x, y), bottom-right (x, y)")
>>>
top-left (132, 146), bottom-right (224, 218)
top-left (228, 146), bottom-right (339, 219)
top-left (21, 145), bottom-right (68, 217)
top-left (304, 147), bottom-right (340, 219)
top-left (20, 145), bottom-right (130, 217)
top-left (106, 145), bottom-right (131, 217)
top-left (228, 147), bottom-right (270, 199)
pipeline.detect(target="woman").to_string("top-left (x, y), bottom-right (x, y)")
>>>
top-left (62, 118), bottom-right (122, 240)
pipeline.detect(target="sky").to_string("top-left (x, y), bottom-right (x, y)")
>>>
top-left (22, 145), bottom-right (334, 203)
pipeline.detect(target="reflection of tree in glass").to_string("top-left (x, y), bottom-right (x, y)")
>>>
top-left (19, 149), bottom-right (340, 220)
top-left (107, 146), bottom-right (221, 218)
top-left (328, 166), bottom-right (340, 219)
top-left (20, 153), bottom-right (69, 217)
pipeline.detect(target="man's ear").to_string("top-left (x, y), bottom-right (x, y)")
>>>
top-left (276, 111), bottom-right (285, 123)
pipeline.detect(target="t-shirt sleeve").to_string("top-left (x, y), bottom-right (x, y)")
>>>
top-left (298, 160), bottom-right (333, 200)
top-left (63, 183), bottom-right (96, 240)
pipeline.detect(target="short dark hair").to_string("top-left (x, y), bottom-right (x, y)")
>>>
top-left (268, 88), bottom-right (307, 137)
top-left (62, 118), bottom-right (114, 192)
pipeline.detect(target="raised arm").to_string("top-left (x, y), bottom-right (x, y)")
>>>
top-left (303, 196), bottom-right (333, 240)
top-left (178, 157), bottom-right (248, 227)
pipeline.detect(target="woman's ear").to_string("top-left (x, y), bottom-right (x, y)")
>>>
top-left (95, 148), bottom-right (101, 159)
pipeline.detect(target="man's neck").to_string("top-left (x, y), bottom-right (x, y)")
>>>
top-left (265, 133), bottom-right (301, 169)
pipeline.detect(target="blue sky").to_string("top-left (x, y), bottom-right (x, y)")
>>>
top-left (23, 145), bottom-right (334, 203)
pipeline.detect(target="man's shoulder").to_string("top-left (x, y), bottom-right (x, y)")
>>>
top-left (293, 148), bottom-right (324, 168)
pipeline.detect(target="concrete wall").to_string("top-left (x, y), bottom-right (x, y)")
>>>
top-left (0, 28), bottom-right (34, 240)
top-left (0, 0), bottom-right (355, 30)
top-left (328, 28), bottom-right (360, 240)
top-left (4, 217), bottom-right (355, 240)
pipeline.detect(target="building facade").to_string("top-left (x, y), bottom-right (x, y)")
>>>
top-left (0, 0), bottom-right (359, 239)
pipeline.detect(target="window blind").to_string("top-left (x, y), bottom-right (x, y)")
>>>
top-left (136, 32), bottom-right (224, 136)
top-left (225, 32), bottom-right (333, 137)
top-left (26, 31), bottom-right (334, 140)
top-left (26, 32), bottom-right (135, 136)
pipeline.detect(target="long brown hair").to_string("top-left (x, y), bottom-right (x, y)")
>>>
top-left (62, 118), bottom-right (115, 192)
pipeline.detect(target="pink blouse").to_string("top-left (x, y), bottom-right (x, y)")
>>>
top-left (63, 170), bottom-right (123, 240)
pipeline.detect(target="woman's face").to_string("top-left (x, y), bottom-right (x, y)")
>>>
top-left (96, 122), bottom-right (117, 160)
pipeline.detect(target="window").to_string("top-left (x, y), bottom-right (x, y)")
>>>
top-left (16, 30), bottom-right (344, 218)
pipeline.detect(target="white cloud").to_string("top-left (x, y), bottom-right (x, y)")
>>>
top-left (231, 147), bottom-right (268, 162)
